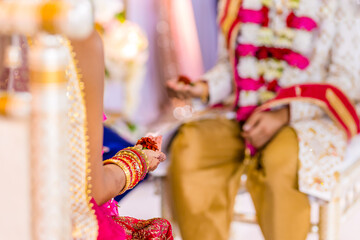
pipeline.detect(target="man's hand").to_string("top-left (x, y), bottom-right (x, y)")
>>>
top-left (242, 107), bottom-right (290, 149)
top-left (166, 78), bottom-right (209, 100)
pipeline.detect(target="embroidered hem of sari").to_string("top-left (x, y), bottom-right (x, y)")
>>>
top-left (91, 198), bottom-right (173, 240)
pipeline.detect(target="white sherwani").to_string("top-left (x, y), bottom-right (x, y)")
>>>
top-left (202, 0), bottom-right (360, 200)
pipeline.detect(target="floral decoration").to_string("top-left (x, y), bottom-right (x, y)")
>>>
top-left (94, 0), bottom-right (149, 120)
top-left (136, 137), bottom-right (159, 151)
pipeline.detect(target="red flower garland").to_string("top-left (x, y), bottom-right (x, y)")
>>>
top-left (267, 79), bottom-right (279, 92)
top-left (136, 137), bottom-right (159, 151)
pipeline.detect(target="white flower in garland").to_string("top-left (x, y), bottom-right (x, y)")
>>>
top-left (274, 28), bottom-right (294, 48)
top-left (243, 0), bottom-right (263, 10)
top-left (258, 27), bottom-right (275, 46)
top-left (272, 15), bottom-right (288, 32)
top-left (287, 0), bottom-right (300, 9)
top-left (263, 68), bottom-right (281, 81)
top-left (261, 0), bottom-right (272, 7)
top-left (237, 57), bottom-right (259, 79)
top-left (292, 30), bottom-right (313, 55)
top-left (259, 87), bottom-right (276, 104)
top-left (239, 90), bottom-right (259, 106)
top-left (263, 59), bottom-right (284, 81)
top-left (258, 60), bottom-right (268, 76)
top-left (268, 59), bottom-right (285, 70)
top-left (238, 88), bottom-right (278, 107)
top-left (238, 24), bottom-right (261, 45)
top-left (275, 37), bottom-right (292, 48)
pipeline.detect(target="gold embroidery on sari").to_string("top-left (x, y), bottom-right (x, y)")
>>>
top-left (62, 38), bottom-right (99, 239)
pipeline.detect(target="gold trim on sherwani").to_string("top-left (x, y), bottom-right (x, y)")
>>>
top-left (257, 84), bottom-right (360, 139)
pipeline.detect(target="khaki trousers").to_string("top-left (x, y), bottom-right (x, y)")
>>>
top-left (169, 118), bottom-right (310, 240)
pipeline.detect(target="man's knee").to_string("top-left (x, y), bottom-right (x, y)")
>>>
top-left (169, 118), bottom-right (243, 172)
top-left (261, 126), bottom-right (299, 185)
top-left (169, 121), bottom-right (210, 171)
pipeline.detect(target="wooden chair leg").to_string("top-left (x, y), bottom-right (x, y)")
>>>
top-left (319, 198), bottom-right (341, 240)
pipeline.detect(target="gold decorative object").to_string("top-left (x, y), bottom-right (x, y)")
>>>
top-left (0, 0), bottom-right (93, 39)
top-left (1, 1), bottom-right (98, 239)
top-left (29, 34), bottom-right (71, 240)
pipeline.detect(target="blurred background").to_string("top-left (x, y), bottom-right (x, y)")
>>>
top-left (98, 0), bottom-right (219, 142)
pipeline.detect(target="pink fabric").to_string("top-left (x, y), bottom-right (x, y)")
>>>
top-left (236, 78), bottom-right (265, 91)
top-left (102, 199), bottom-right (120, 217)
top-left (236, 44), bottom-right (258, 57)
top-left (236, 44), bottom-right (310, 69)
top-left (92, 198), bottom-right (174, 240)
top-left (92, 198), bottom-right (126, 240)
top-left (286, 12), bottom-right (318, 31)
top-left (97, 116), bottom-right (173, 239)
top-left (245, 142), bottom-right (257, 156)
top-left (238, 6), bottom-right (269, 26)
top-left (236, 105), bottom-right (258, 121)
top-left (238, 8), bottom-right (317, 31)
top-left (283, 52), bottom-right (310, 70)
top-left (238, 8), bottom-right (264, 24)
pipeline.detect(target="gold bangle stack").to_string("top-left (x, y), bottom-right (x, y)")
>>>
top-left (103, 147), bottom-right (150, 195)
top-left (103, 159), bottom-right (132, 195)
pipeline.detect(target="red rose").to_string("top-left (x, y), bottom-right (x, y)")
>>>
top-left (261, 7), bottom-right (270, 27)
top-left (178, 75), bottom-right (192, 85)
top-left (257, 47), bottom-right (268, 59)
top-left (286, 12), bottom-right (296, 28)
top-left (259, 76), bottom-right (266, 84)
top-left (270, 48), bottom-right (281, 59)
top-left (267, 80), bottom-right (278, 92)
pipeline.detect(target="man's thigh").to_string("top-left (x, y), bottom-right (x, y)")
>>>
top-left (259, 126), bottom-right (299, 184)
top-left (170, 118), bottom-right (245, 171)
